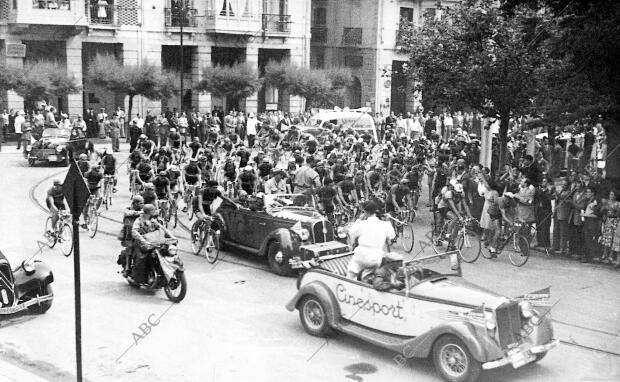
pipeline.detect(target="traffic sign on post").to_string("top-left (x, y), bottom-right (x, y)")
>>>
top-left (62, 163), bottom-right (90, 217)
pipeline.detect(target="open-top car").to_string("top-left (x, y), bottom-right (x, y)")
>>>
top-left (286, 250), bottom-right (558, 382)
top-left (26, 127), bottom-right (92, 166)
top-left (213, 194), bottom-right (349, 275)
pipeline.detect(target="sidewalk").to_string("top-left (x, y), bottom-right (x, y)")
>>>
top-left (0, 358), bottom-right (50, 382)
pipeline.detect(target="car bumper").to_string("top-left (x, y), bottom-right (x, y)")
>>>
top-left (482, 339), bottom-right (559, 370)
top-left (28, 151), bottom-right (66, 162)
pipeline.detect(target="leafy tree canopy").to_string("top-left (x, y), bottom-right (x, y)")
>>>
top-left (196, 63), bottom-right (262, 100)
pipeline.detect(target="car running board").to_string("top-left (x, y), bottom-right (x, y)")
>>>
top-left (335, 319), bottom-right (415, 353)
top-left (222, 241), bottom-right (260, 255)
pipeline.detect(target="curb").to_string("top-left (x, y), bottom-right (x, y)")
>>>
top-left (0, 359), bottom-right (50, 382)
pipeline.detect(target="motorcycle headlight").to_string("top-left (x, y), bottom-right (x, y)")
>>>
top-left (337, 226), bottom-right (347, 239)
top-left (56, 145), bottom-right (64, 153)
top-left (519, 301), bottom-right (534, 318)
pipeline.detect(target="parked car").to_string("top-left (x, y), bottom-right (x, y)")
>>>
top-left (26, 127), bottom-right (92, 167)
top-left (213, 194), bottom-right (349, 275)
top-left (286, 250), bottom-right (558, 382)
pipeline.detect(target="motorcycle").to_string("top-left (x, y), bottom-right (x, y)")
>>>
top-left (118, 235), bottom-right (187, 303)
top-left (0, 248), bottom-right (54, 316)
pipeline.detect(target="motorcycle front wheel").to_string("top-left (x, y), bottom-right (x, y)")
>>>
top-left (164, 271), bottom-right (187, 303)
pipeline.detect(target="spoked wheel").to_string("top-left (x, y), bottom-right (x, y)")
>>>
top-left (59, 223), bottom-right (73, 256)
top-left (87, 208), bottom-right (98, 239)
top-left (507, 234), bottom-right (530, 267)
top-left (299, 296), bottom-right (331, 337)
top-left (191, 223), bottom-right (205, 255)
top-left (456, 229), bottom-right (481, 263)
top-left (399, 223), bottom-right (415, 253)
top-left (203, 229), bottom-right (220, 264)
top-left (431, 224), bottom-right (446, 254)
top-left (172, 204), bottom-right (178, 228)
top-left (164, 271), bottom-right (187, 303)
top-left (433, 335), bottom-right (481, 382)
top-left (44, 217), bottom-right (57, 248)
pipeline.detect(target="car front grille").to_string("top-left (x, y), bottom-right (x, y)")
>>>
top-left (495, 300), bottom-right (522, 349)
top-left (312, 220), bottom-right (334, 243)
top-left (0, 261), bottom-right (15, 308)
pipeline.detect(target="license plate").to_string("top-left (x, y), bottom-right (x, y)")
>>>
top-left (510, 350), bottom-right (535, 368)
top-left (0, 305), bottom-right (25, 315)
top-left (48, 155), bottom-right (58, 161)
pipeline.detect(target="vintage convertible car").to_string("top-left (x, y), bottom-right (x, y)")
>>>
top-left (286, 250), bottom-right (558, 382)
top-left (213, 193), bottom-right (349, 275)
top-left (26, 127), bottom-right (91, 166)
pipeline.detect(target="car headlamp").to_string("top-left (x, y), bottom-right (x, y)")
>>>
top-left (56, 145), bottom-right (64, 153)
top-left (519, 301), bottom-right (534, 318)
top-left (298, 228), bottom-right (310, 241)
top-left (22, 260), bottom-right (36, 275)
top-left (530, 314), bottom-right (541, 326)
top-left (26, 144), bottom-right (32, 152)
top-left (336, 226), bottom-right (347, 239)
top-left (484, 311), bottom-right (496, 330)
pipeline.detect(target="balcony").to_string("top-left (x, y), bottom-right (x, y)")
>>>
top-left (311, 26), bottom-right (327, 44)
top-left (205, 0), bottom-right (262, 35)
top-left (9, 0), bottom-right (88, 26)
top-left (165, 7), bottom-right (198, 28)
top-left (86, 3), bottom-right (117, 26)
top-left (262, 13), bottom-right (291, 34)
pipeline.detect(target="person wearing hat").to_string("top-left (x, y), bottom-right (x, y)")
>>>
top-left (77, 153), bottom-right (90, 174)
top-left (238, 165), bottom-right (257, 195)
top-left (118, 195), bottom-right (145, 275)
top-left (130, 203), bottom-right (176, 283)
top-left (46, 179), bottom-right (68, 229)
top-left (346, 200), bottom-right (397, 280)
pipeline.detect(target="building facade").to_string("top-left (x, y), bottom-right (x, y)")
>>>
top-left (310, 0), bottom-right (455, 115)
top-left (0, 0), bottom-right (311, 118)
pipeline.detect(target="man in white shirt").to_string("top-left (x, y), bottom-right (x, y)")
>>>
top-left (246, 112), bottom-right (260, 148)
top-left (97, 108), bottom-right (108, 138)
top-left (14, 110), bottom-right (25, 150)
top-left (116, 106), bottom-right (126, 138)
top-left (72, 114), bottom-right (87, 132)
top-left (346, 201), bottom-right (397, 279)
top-left (59, 113), bottom-right (72, 130)
top-left (264, 170), bottom-right (288, 194)
top-left (135, 113), bottom-right (145, 132)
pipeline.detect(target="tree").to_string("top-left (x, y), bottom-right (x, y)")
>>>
top-left (263, 61), bottom-right (353, 109)
top-left (0, 61), bottom-right (80, 110)
top-left (401, 0), bottom-right (558, 169)
top-left (86, 54), bottom-right (178, 120)
top-left (502, 0), bottom-right (620, 186)
top-left (195, 63), bottom-right (262, 107)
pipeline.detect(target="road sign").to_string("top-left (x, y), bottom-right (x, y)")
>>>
top-left (62, 162), bottom-right (90, 217)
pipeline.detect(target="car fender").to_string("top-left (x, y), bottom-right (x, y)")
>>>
top-left (286, 280), bottom-right (341, 326)
top-left (400, 321), bottom-right (490, 362)
top-left (13, 261), bottom-right (54, 298)
top-left (259, 228), bottom-right (299, 258)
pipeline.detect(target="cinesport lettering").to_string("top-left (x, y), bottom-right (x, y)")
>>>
top-left (336, 283), bottom-right (404, 320)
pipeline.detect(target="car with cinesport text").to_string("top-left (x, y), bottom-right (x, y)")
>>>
top-left (286, 250), bottom-right (558, 382)
top-left (213, 193), bottom-right (349, 276)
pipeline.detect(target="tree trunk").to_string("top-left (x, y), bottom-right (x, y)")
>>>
top-left (127, 94), bottom-right (134, 123)
top-left (605, 118), bottom-right (620, 190)
top-left (498, 115), bottom-right (510, 170)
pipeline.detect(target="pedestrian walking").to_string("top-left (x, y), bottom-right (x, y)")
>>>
top-left (14, 110), bottom-right (25, 150)
top-left (246, 112), bottom-right (259, 148)
top-left (110, 113), bottom-right (121, 152)
top-left (97, 108), bottom-right (108, 138)
top-left (116, 106), bottom-right (126, 139)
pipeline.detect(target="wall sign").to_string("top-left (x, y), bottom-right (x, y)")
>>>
top-left (6, 44), bottom-right (26, 58)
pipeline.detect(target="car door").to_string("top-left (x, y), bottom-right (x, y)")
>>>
top-left (230, 207), bottom-right (257, 248)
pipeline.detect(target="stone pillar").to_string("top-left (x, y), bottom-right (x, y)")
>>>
top-left (142, 43), bottom-right (162, 116)
top-left (243, 46), bottom-right (258, 113)
top-left (193, 45), bottom-right (211, 113)
top-left (2, 37), bottom-right (24, 112)
top-left (66, 36), bottom-right (83, 118)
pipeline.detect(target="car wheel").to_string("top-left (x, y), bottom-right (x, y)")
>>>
top-left (267, 240), bottom-right (294, 276)
top-left (432, 335), bottom-right (481, 382)
top-left (26, 284), bottom-right (53, 314)
top-left (299, 295), bottom-right (331, 337)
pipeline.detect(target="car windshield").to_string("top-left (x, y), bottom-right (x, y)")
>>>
top-left (42, 128), bottom-right (71, 139)
top-left (401, 251), bottom-right (461, 290)
top-left (264, 193), bottom-right (316, 213)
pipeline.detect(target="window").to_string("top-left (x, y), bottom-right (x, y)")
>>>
top-left (343, 27), bottom-right (362, 45)
top-left (33, 0), bottom-right (70, 9)
top-left (344, 55), bottom-right (363, 68)
top-left (312, 7), bottom-right (326, 26)
top-left (400, 7), bottom-right (413, 22)
top-left (312, 48), bottom-right (325, 68)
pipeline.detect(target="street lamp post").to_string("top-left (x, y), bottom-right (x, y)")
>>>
top-left (179, 3), bottom-right (187, 111)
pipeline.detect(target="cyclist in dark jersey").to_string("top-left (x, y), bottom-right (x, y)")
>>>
top-left (336, 174), bottom-right (359, 208)
top-left (183, 158), bottom-right (202, 186)
top-left (188, 137), bottom-right (203, 159)
top-left (136, 157), bottom-right (153, 185)
top-left (169, 128), bottom-right (181, 149)
top-left (82, 164), bottom-right (103, 227)
top-left (46, 179), bottom-right (67, 227)
top-left (153, 170), bottom-right (171, 200)
top-left (387, 178), bottom-right (413, 214)
top-left (100, 148), bottom-right (117, 192)
top-left (316, 178), bottom-right (337, 222)
top-left (167, 165), bottom-right (182, 195)
top-left (193, 181), bottom-right (221, 231)
top-left (77, 153), bottom-right (90, 174)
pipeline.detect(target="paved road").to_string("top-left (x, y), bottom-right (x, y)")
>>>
top-left (0, 144), bottom-right (619, 382)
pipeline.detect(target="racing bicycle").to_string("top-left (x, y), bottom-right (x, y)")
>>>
top-left (44, 210), bottom-right (73, 256)
top-left (190, 217), bottom-right (220, 264)
top-left (481, 221), bottom-right (530, 267)
top-left (432, 216), bottom-right (481, 263)
top-left (182, 184), bottom-right (197, 220)
top-left (102, 174), bottom-right (114, 210)
top-left (385, 209), bottom-right (415, 253)
top-left (83, 194), bottom-right (102, 238)
top-left (157, 198), bottom-right (171, 228)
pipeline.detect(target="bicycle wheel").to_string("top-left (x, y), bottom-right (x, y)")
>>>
top-left (203, 229), bottom-right (220, 264)
top-left (87, 206), bottom-right (98, 238)
top-left (172, 203), bottom-right (178, 228)
top-left (507, 234), bottom-right (530, 267)
top-left (191, 225), bottom-right (205, 255)
top-left (399, 223), bottom-right (415, 253)
top-left (44, 217), bottom-right (57, 248)
top-left (456, 229), bottom-right (481, 263)
top-left (431, 223), bottom-right (445, 254)
top-left (59, 223), bottom-right (73, 257)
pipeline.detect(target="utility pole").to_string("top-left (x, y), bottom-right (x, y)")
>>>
top-left (179, 2), bottom-right (187, 112)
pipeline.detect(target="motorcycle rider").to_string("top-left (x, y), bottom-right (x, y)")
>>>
top-left (131, 204), bottom-right (177, 284)
top-left (118, 195), bottom-right (144, 276)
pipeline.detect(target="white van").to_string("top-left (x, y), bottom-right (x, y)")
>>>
top-left (302, 107), bottom-right (378, 142)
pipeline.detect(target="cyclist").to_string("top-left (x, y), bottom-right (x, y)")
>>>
top-left (365, 165), bottom-right (384, 198)
top-left (387, 177), bottom-right (414, 218)
top-left (436, 180), bottom-right (472, 249)
top-left (100, 147), bottom-right (117, 193)
top-left (82, 164), bottom-right (103, 228)
top-left (136, 156), bottom-right (154, 186)
top-left (167, 164), bottom-right (182, 197)
top-left (153, 170), bottom-right (171, 201)
top-left (141, 183), bottom-right (158, 205)
top-left (237, 165), bottom-right (258, 195)
top-left (77, 153), bottom-right (90, 174)
top-left (169, 127), bottom-right (182, 149)
top-left (139, 134), bottom-right (156, 158)
top-left (128, 148), bottom-right (143, 171)
top-left (316, 178), bottom-right (338, 222)
top-left (336, 173), bottom-right (359, 209)
top-left (193, 180), bottom-right (222, 233)
top-left (181, 158), bottom-right (202, 211)
top-left (153, 147), bottom-right (171, 172)
top-left (46, 179), bottom-right (67, 230)
top-left (188, 137), bottom-right (203, 159)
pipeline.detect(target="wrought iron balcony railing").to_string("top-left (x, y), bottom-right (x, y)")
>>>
top-left (165, 7), bottom-right (198, 27)
top-left (86, 3), bottom-right (116, 25)
top-left (262, 13), bottom-right (291, 33)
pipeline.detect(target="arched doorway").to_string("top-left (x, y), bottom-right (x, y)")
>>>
top-left (345, 76), bottom-right (362, 108)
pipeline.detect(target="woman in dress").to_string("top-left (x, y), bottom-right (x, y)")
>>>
top-left (600, 190), bottom-right (620, 267)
